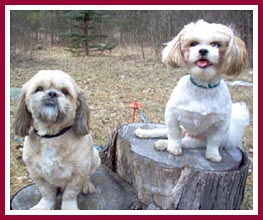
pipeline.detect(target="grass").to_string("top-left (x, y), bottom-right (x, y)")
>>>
top-left (9, 46), bottom-right (253, 209)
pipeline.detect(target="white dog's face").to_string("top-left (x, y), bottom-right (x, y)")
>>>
top-left (162, 20), bottom-right (248, 82)
top-left (14, 70), bottom-right (89, 137)
top-left (182, 26), bottom-right (229, 80)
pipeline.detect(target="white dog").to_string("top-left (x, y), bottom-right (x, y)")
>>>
top-left (14, 70), bottom-right (101, 209)
top-left (135, 20), bottom-right (250, 162)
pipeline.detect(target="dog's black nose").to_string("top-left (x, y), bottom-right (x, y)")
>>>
top-left (199, 49), bottom-right (208, 56)
top-left (48, 91), bottom-right (58, 98)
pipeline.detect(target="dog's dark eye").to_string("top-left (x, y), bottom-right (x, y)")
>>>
top-left (35, 86), bottom-right (43, 93)
top-left (61, 88), bottom-right (69, 96)
top-left (211, 42), bottom-right (221, 48)
top-left (190, 42), bottom-right (198, 47)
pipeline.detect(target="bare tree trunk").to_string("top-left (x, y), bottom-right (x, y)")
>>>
top-left (83, 16), bottom-right (89, 56)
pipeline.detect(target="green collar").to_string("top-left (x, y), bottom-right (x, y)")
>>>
top-left (190, 76), bottom-right (221, 89)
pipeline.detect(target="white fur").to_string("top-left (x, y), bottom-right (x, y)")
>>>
top-left (135, 20), bottom-right (249, 162)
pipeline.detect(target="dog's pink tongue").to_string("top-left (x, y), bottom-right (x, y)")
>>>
top-left (197, 60), bottom-right (209, 68)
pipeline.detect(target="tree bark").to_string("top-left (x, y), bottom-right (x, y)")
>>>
top-left (102, 123), bottom-right (250, 210)
top-left (11, 166), bottom-right (140, 210)
top-left (83, 15), bottom-right (90, 56)
top-left (11, 123), bottom-right (250, 210)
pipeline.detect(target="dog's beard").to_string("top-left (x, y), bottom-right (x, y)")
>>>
top-left (30, 94), bottom-right (71, 123)
top-left (38, 104), bottom-right (62, 122)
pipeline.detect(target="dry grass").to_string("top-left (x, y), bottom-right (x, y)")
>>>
top-left (9, 46), bottom-right (253, 209)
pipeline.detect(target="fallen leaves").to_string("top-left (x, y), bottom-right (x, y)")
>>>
top-left (9, 47), bottom-right (253, 209)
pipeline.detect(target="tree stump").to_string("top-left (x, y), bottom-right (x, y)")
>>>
top-left (102, 123), bottom-right (250, 210)
top-left (11, 166), bottom-right (140, 210)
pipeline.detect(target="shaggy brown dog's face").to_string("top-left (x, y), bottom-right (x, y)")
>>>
top-left (26, 71), bottom-right (78, 123)
top-left (14, 70), bottom-right (90, 137)
top-left (13, 70), bottom-right (100, 210)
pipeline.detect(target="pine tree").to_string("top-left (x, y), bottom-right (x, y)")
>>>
top-left (65, 10), bottom-right (109, 56)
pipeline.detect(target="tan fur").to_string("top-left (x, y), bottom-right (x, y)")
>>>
top-left (13, 70), bottom-right (100, 210)
top-left (222, 36), bottom-right (248, 76)
top-left (165, 36), bottom-right (184, 67)
top-left (14, 92), bottom-right (32, 136)
top-left (163, 32), bottom-right (186, 67)
top-left (72, 91), bottom-right (90, 135)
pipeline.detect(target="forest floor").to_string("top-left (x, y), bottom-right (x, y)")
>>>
top-left (9, 46), bottom-right (254, 210)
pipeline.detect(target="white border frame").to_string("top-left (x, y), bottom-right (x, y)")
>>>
top-left (5, 5), bottom-right (258, 216)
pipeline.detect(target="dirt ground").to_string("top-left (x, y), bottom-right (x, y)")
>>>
top-left (9, 46), bottom-right (254, 210)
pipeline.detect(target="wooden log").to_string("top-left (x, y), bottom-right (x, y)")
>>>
top-left (102, 123), bottom-right (250, 210)
top-left (11, 165), bottom-right (141, 210)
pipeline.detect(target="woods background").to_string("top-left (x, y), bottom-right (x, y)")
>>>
top-left (10, 10), bottom-right (253, 65)
top-left (9, 10), bottom-right (254, 210)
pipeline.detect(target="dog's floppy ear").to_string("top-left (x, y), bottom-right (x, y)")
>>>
top-left (73, 91), bottom-right (90, 136)
top-left (162, 33), bottom-right (185, 68)
top-left (222, 36), bottom-right (248, 76)
top-left (13, 92), bottom-right (32, 137)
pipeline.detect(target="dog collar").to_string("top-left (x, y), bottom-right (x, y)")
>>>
top-left (34, 126), bottom-right (72, 138)
top-left (190, 75), bottom-right (221, 89)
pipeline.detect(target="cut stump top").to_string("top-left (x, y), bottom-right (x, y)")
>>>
top-left (117, 123), bottom-right (243, 172)
top-left (11, 166), bottom-right (138, 210)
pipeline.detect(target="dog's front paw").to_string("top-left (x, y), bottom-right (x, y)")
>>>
top-left (30, 198), bottom-right (55, 210)
top-left (205, 149), bottom-right (222, 162)
top-left (154, 140), bottom-right (168, 151)
top-left (61, 200), bottom-right (79, 210)
top-left (83, 181), bottom-right (95, 194)
top-left (167, 144), bottom-right (182, 156)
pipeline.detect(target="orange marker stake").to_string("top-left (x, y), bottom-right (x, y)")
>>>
top-left (128, 99), bottom-right (142, 123)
